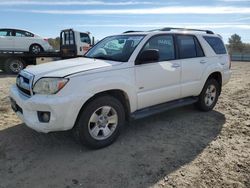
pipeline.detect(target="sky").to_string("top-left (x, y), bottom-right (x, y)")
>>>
top-left (1, 0), bottom-right (250, 43)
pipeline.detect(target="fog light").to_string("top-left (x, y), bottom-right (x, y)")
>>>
top-left (37, 111), bottom-right (51, 123)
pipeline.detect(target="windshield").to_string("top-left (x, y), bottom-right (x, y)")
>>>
top-left (85, 35), bottom-right (145, 62)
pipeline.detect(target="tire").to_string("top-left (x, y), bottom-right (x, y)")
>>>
top-left (4, 58), bottom-right (25, 74)
top-left (195, 79), bottom-right (220, 112)
top-left (73, 95), bottom-right (125, 149)
top-left (29, 44), bottom-right (43, 54)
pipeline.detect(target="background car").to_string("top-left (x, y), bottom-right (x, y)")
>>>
top-left (0, 28), bottom-right (53, 54)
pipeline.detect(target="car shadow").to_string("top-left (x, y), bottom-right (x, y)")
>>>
top-left (0, 106), bottom-right (225, 188)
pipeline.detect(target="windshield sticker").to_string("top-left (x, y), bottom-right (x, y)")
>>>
top-left (158, 40), bottom-right (172, 45)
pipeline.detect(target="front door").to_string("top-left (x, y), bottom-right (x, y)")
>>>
top-left (135, 34), bottom-right (181, 109)
top-left (0, 29), bottom-right (14, 51)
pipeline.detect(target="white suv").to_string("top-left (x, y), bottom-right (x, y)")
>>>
top-left (0, 28), bottom-right (53, 54)
top-left (10, 28), bottom-right (232, 148)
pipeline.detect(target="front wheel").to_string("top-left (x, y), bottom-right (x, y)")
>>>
top-left (195, 79), bottom-right (220, 111)
top-left (73, 96), bottom-right (125, 149)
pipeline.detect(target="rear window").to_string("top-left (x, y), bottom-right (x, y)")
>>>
top-left (203, 36), bottom-right (227, 54)
top-left (61, 30), bottom-right (74, 45)
top-left (177, 35), bottom-right (204, 59)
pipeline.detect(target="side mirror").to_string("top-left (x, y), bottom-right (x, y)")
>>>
top-left (136, 49), bottom-right (159, 64)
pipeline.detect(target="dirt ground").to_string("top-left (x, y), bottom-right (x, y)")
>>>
top-left (0, 62), bottom-right (249, 188)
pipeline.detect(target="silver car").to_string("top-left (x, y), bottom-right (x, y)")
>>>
top-left (0, 28), bottom-right (53, 54)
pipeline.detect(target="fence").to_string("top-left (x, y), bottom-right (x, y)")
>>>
top-left (231, 54), bottom-right (250, 61)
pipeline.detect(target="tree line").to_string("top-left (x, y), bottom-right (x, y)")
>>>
top-left (227, 34), bottom-right (250, 54)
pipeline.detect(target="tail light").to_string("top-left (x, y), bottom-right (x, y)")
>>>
top-left (44, 38), bottom-right (48, 42)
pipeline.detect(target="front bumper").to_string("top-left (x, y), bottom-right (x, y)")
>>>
top-left (10, 85), bottom-right (82, 133)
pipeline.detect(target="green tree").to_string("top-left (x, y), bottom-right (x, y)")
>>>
top-left (228, 34), bottom-right (244, 54)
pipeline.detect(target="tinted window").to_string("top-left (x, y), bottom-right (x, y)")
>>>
top-left (80, 33), bottom-right (91, 44)
top-left (203, 36), bottom-right (226, 54)
top-left (0, 29), bottom-right (12, 36)
top-left (24, 31), bottom-right (34, 37)
top-left (177, 35), bottom-right (196, 59)
top-left (142, 35), bottom-right (175, 61)
top-left (15, 30), bottom-right (34, 37)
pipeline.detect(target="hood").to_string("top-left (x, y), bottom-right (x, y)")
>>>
top-left (25, 57), bottom-right (122, 80)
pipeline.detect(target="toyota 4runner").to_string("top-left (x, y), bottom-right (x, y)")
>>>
top-left (10, 28), bottom-right (232, 148)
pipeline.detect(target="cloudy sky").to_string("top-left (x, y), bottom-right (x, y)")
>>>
top-left (1, 0), bottom-right (250, 43)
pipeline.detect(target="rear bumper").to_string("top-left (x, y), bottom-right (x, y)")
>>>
top-left (10, 85), bottom-right (81, 133)
top-left (222, 70), bottom-right (232, 86)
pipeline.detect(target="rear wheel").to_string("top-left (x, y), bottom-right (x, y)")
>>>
top-left (73, 95), bottom-right (125, 149)
top-left (29, 44), bottom-right (43, 54)
top-left (4, 58), bottom-right (25, 74)
top-left (195, 79), bottom-right (220, 111)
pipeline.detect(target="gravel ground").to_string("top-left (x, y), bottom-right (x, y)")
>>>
top-left (0, 61), bottom-right (249, 188)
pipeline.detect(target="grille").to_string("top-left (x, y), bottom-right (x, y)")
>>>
top-left (16, 71), bottom-right (34, 97)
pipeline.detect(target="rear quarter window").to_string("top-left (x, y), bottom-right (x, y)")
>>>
top-left (203, 36), bottom-right (227, 54)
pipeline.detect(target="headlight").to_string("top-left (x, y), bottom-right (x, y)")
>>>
top-left (33, 78), bottom-right (69, 95)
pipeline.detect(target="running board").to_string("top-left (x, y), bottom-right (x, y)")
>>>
top-left (130, 97), bottom-right (198, 120)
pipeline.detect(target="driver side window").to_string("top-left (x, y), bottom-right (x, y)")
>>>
top-left (141, 35), bottom-right (175, 62)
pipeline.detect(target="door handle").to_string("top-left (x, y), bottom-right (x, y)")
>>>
top-left (171, 63), bottom-right (181, 68)
top-left (200, 60), bottom-right (206, 64)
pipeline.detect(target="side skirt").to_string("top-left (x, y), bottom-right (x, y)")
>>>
top-left (130, 97), bottom-right (198, 120)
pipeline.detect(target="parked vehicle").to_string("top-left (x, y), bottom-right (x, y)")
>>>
top-left (0, 29), bottom-right (95, 74)
top-left (60, 29), bottom-right (94, 57)
top-left (0, 28), bottom-right (53, 54)
top-left (10, 28), bottom-right (232, 149)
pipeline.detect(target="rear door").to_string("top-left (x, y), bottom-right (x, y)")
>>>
top-left (0, 29), bottom-right (14, 51)
top-left (176, 34), bottom-right (207, 97)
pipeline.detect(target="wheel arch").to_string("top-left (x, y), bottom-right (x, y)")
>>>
top-left (74, 89), bottom-right (131, 129)
top-left (29, 43), bottom-right (44, 51)
top-left (201, 71), bottom-right (222, 95)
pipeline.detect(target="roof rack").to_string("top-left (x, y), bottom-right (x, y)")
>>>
top-left (123, 30), bottom-right (143, 33)
top-left (159, 27), bottom-right (214, 34)
top-left (123, 28), bottom-right (214, 34)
